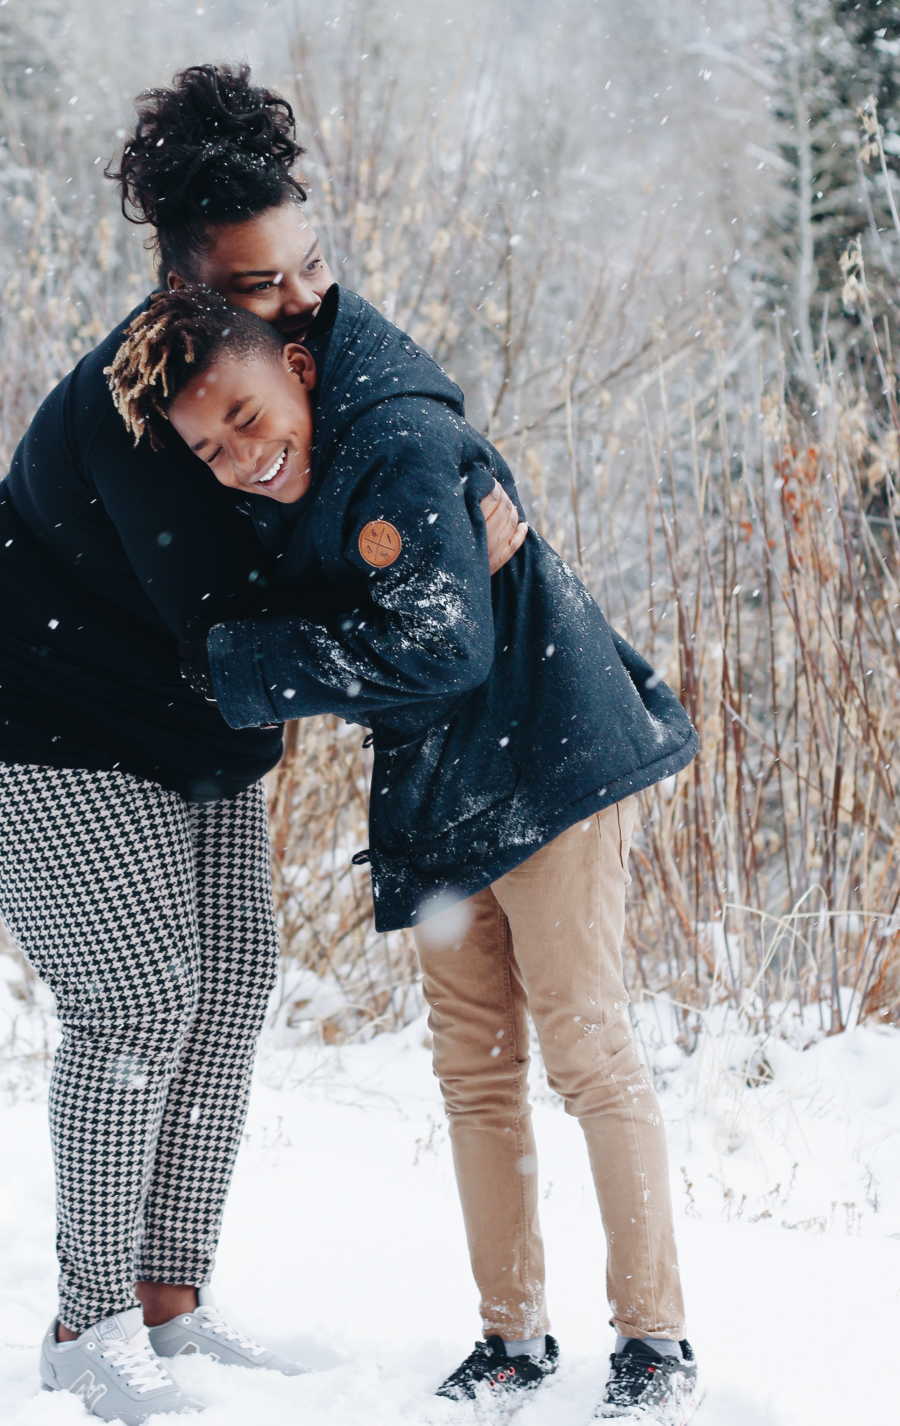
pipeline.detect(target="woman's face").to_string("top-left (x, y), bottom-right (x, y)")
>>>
top-left (175, 202), bottom-right (335, 343)
top-left (168, 344), bottom-right (317, 505)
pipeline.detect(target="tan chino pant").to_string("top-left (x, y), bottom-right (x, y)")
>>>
top-left (414, 794), bottom-right (685, 1341)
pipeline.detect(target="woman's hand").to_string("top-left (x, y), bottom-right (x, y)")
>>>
top-left (480, 480), bottom-right (528, 574)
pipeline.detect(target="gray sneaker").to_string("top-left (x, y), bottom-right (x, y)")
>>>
top-left (148, 1286), bottom-right (307, 1375)
top-left (40, 1306), bottom-right (202, 1422)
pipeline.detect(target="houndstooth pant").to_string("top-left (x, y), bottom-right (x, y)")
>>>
top-left (0, 763), bottom-right (279, 1334)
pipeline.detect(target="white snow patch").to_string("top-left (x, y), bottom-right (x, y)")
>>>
top-left (415, 891), bottom-right (472, 951)
top-left (0, 975), bottom-right (898, 1424)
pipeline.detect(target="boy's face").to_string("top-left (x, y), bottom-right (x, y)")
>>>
top-left (172, 203), bottom-right (335, 344)
top-left (169, 344), bottom-right (317, 504)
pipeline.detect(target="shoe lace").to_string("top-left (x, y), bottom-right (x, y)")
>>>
top-left (102, 1328), bottom-right (174, 1394)
top-left (195, 1304), bottom-right (266, 1356)
top-left (460, 1340), bottom-right (521, 1388)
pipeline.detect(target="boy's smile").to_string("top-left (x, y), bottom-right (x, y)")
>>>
top-left (244, 444), bottom-right (293, 496)
top-left (168, 345), bottom-right (317, 504)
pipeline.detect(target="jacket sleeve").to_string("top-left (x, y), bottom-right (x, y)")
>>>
top-left (206, 445), bottom-right (497, 729)
top-left (83, 397), bottom-right (269, 641)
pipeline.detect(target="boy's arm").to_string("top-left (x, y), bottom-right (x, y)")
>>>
top-left (88, 384), bottom-right (518, 639)
top-left (206, 451), bottom-right (498, 729)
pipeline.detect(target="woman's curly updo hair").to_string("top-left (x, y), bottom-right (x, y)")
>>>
top-left (105, 287), bottom-right (283, 451)
top-left (108, 63), bottom-right (307, 282)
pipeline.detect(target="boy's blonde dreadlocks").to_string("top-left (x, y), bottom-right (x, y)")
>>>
top-left (105, 286), bottom-right (283, 451)
top-left (106, 291), bottom-right (200, 450)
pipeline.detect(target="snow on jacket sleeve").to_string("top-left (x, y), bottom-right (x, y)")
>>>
top-left (206, 445), bottom-right (496, 729)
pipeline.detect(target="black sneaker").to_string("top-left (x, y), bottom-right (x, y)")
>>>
top-left (595, 1338), bottom-right (699, 1422)
top-left (436, 1334), bottom-right (559, 1402)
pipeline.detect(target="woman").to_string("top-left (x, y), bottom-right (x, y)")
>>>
top-left (0, 64), bottom-right (523, 1423)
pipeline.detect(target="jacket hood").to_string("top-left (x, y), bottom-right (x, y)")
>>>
top-left (306, 285), bottom-right (465, 471)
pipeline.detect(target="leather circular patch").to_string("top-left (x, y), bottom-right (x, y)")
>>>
top-left (358, 520), bottom-right (403, 567)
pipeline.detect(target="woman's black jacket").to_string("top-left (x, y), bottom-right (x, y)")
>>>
top-left (0, 300), bottom-right (283, 800)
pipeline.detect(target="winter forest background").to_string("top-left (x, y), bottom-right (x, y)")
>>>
top-left (5, 0), bottom-right (893, 1044)
top-left (0, 2), bottom-right (898, 1422)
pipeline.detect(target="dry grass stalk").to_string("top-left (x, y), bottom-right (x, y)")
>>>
top-left (0, 27), bottom-right (896, 1048)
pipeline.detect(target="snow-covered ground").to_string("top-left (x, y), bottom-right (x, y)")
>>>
top-left (1, 974), bottom-right (899, 1426)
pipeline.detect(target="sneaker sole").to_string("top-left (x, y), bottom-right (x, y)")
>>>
top-left (595, 1386), bottom-right (706, 1423)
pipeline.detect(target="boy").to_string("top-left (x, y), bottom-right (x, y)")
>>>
top-left (108, 284), bottom-right (700, 1423)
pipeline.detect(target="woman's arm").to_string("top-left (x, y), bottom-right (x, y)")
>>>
top-left (83, 398), bottom-right (271, 640)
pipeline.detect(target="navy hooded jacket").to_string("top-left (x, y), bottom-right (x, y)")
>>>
top-left (207, 287), bottom-right (699, 930)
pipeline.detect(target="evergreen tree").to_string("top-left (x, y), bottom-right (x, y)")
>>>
top-left (831, 1), bottom-right (899, 168)
top-left (761, 0), bottom-right (898, 379)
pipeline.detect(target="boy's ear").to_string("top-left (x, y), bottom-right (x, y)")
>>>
top-left (167, 271), bottom-right (186, 291)
top-left (283, 342), bottom-right (317, 391)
